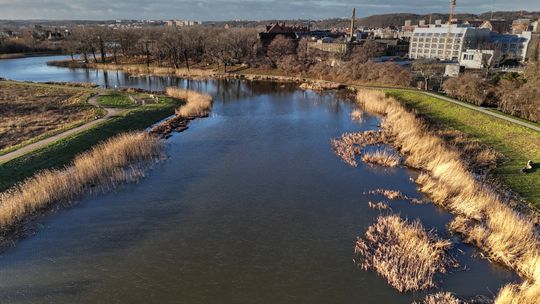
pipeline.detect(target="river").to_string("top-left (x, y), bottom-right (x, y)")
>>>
top-left (0, 56), bottom-right (517, 303)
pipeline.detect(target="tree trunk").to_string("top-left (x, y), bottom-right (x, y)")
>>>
top-left (100, 39), bottom-right (106, 63)
top-left (92, 50), bottom-right (98, 63)
top-left (184, 50), bottom-right (190, 72)
top-left (83, 52), bottom-right (88, 63)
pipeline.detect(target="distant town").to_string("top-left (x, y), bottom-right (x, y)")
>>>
top-left (1, 9), bottom-right (539, 72)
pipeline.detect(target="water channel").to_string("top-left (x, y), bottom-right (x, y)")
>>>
top-left (0, 56), bottom-right (518, 303)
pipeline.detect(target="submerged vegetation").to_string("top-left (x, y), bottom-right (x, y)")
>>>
top-left (356, 89), bottom-right (540, 303)
top-left (354, 215), bottom-right (454, 292)
top-left (0, 132), bottom-right (163, 235)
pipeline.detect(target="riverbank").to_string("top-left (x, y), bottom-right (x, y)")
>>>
top-left (385, 90), bottom-right (540, 207)
top-left (0, 51), bottom-right (62, 60)
top-left (0, 95), bottom-right (181, 192)
top-left (355, 90), bottom-right (539, 303)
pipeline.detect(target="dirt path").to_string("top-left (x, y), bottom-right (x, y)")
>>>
top-left (0, 93), bottom-right (128, 164)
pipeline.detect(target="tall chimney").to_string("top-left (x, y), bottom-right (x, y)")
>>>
top-left (350, 7), bottom-right (356, 41)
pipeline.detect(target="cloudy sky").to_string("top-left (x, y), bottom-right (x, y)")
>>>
top-left (0, 0), bottom-right (539, 20)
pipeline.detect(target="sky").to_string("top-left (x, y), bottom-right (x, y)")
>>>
top-left (0, 0), bottom-right (539, 21)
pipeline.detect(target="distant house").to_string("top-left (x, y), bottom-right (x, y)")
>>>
top-left (258, 23), bottom-right (310, 48)
top-left (512, 19), bottom-right (531, 34)
top-left (480, 20), bottom-right (510, 34)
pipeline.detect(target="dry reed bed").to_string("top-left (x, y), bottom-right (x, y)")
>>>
top-left (367, 189), bottom-right (425, 204)
top-left (358, 90), bottom-right (540, 303)
top-left (150, 87), bottom-right (212, 136)
top-left (330, 130), bottom-right (386, 167)
top-left (413, 292), bottom-right (461, 304)
top-left (368, 201), bottom-right (391, 211)
top-left (93, 63), bottom-right (218, 78)
top-left (0, 132), bottom-right (163, 233)
top-left (355, 215), bottom-right (454, 292)
top-left (361, 149), bottom-right (400, 167)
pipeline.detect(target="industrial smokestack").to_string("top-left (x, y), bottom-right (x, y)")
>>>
top-left (350, 7), bottom-right (356, 41)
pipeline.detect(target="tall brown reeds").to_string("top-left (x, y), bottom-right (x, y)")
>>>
top-left (165, 87), bottom-right (212, 117)
top-left (361, 149), bottom-right (400, 167)
top-left (0, 132), bottom-right (163, 232)
top-left (414, 292), bottom-right (461, 304)
top-left (355, 215), bottom-right (454, 292)
top-left (357, 89), bottom-right (540, 303)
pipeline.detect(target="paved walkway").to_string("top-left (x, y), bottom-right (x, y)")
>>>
top-left (0, 94), bottom-right (128, 164)
top-left (421, 91), bottom-right (540, 132)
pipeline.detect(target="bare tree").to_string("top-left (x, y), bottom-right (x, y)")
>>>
top-left (266, 35), bottom-right (296, 67)
top-left (412, 59), bottom-right (445, 90)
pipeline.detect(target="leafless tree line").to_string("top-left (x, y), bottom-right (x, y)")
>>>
top-left (442, 63), bottom-right (540, 122)
top-left (63, 26), bottom-right (259, 72)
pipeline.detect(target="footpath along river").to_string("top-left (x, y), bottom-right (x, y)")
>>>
top-left (0, 56), bottom-right (518, 303)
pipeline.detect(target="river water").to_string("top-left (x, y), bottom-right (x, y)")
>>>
top-left (0, 56), bottom-right (518, 303)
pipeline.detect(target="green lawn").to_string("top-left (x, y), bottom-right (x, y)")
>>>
top-left (97, 92), bottom-right (138, 108)
top-left (385, 90), bottom-right (540, 207)
top-left (0, 98), bottom-right (181, 192)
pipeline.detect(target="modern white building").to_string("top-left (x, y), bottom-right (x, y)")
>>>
top-left (491, 32), bottom-right (532, 61)
top-left (459, 49), bottom-right (496, 69)
top-left (409, 25), bottom-right (491, 61)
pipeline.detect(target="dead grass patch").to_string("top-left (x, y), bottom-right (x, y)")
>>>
top-left (0, 82), bottom-right (97, 151)
top-left (354, 215), bottom-right (454, 292)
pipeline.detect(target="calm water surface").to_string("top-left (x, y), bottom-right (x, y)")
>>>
top-left (0, 56), bottom-right (518, 303)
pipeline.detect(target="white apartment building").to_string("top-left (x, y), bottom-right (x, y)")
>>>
top-left (409, 25), bottom-right (491, 61)
top-left (491, 32), bottom-right (532, 61)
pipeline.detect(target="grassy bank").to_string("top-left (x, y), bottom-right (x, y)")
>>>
top-left (384, 90), bottom-right (540, 207)
top-left (0, 98), bottom-right (181, 192)
top-left (96, 92), bottom-right (137, 108)
top-left (358, 90), bottom-right (539, 304)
